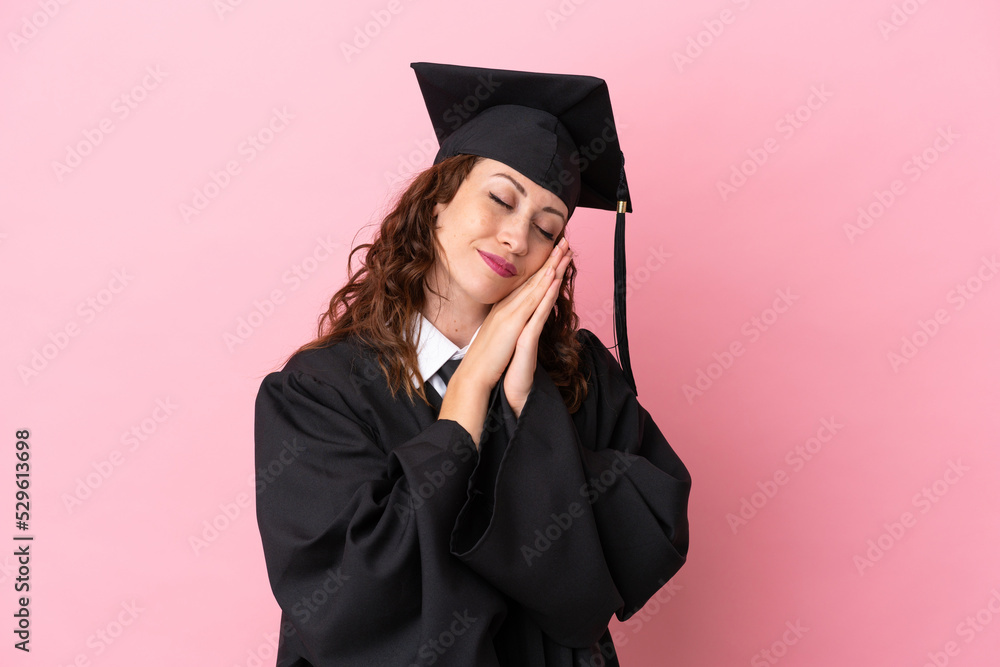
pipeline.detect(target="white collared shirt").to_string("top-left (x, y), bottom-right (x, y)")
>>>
top-left (410, 313), bottom-right (482, 398)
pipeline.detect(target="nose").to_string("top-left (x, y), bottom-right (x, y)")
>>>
top-left (496, 214), bottom-right (531, 255)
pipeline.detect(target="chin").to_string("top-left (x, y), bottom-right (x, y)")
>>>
top-left (467, 279), bottom-right (514, 306)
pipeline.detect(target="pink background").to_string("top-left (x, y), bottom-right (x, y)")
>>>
top-left (3, 0), bottom-right (999, 665)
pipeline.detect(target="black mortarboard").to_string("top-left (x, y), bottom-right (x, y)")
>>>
top-left (410, 62), bottom-right (639, 396)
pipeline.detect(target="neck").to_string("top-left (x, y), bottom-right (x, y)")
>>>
top-left (421, 275), bottom-right (489, 349)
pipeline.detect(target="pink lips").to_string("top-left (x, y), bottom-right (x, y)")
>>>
top-left (478, 250), bottom-right (516, 278)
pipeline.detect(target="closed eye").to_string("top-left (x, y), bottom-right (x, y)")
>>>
top-left (490, 192), bottom-right (556, 241)
top-left (489, 192), bottom-right (512, 209)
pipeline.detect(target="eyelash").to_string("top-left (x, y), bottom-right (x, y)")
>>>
top-left (489, 193), bottom-right (555, 241)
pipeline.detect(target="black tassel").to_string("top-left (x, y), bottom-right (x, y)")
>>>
top-left (613, 153), bottom-right (638, 397)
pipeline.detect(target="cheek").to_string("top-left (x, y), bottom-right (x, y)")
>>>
top-left (528, 246), bottom-right (553, 274)
top-left (443, 210), bottom-right (491, 241)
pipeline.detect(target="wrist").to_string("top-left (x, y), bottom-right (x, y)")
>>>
top-left (450, 365), bottom-right (492, 396)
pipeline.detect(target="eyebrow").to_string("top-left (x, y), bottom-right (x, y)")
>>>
top-left (491, 173), bottom-right (567, 222)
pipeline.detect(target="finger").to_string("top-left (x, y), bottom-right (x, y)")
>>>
top-left (525, 251), bottom-right (572, 334)
top-left (495, 242), bottom-right (572, 325)
top-left (534, 248), bottom-right (572, 300)
top-left (537, 238), bottom-right (570, 279)
top-left (528, 250), bottom-right (568, 305)
top-left (537, 242), bottom-right (571, 286)
top-left (506, 248), bottom-right (567, 313)
top-left (507, 242), bottom-right (565, 297)
top-left (523, 270), bottom-right (561, 338)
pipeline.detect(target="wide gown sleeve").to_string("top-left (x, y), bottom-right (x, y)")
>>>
top-left (254, 362), bottom-right (488, 666)
top-left (450, 328), bottom-right (691, 647)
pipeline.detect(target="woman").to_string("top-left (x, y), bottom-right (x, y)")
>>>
top-left (254, 62), bottom-right (691, 667)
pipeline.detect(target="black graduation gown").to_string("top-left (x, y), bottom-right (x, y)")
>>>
top-left (254, 328), bottom-right (691, 666)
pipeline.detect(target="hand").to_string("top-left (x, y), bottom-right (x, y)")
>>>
top-left (503, 239), bottom-right (574, 416)
top-left (454, 237), bottom-right (574, 410)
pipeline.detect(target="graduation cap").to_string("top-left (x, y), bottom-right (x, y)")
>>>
top-left (411, 61), bottom-right (639, 396)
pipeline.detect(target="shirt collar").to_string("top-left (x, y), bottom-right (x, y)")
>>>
top-left (411, 313), bottom-right (482, 389)
top-left (413, 313), bottom-right (482, 388)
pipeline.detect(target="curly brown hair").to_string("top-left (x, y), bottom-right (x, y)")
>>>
top-left (293, 153), bottom-right (589, 413)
